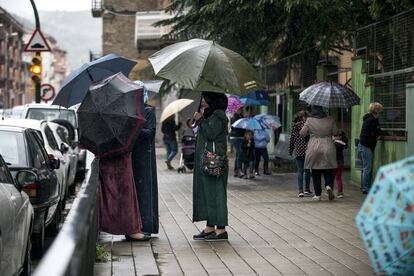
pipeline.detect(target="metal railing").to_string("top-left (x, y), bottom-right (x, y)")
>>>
top-left (33, 158), bottom-right (100, 276)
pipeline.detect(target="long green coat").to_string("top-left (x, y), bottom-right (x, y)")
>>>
top-left (193, 109), bottom-right (229, 226)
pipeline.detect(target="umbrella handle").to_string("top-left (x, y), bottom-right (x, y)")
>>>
top-left (186, 118), bottom-right (199, 128)
top-left (186, 95), bottom-right (203, 129)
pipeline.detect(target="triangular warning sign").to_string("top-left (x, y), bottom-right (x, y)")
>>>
top-left (24, 28), bottom-right (51, 52)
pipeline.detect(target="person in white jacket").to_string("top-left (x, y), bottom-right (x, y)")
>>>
top-left (254, 129), bottom-right (271, 175)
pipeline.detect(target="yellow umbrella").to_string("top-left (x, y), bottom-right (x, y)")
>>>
top-left (160, 99), bottom-right (194, 123)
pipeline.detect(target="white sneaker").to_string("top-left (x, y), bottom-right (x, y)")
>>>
top-left (326, 186), bottom-right (335, 201)
top-left (312, 195), bottom-right (321, 201)
top-left (298, 192), bottom-right (304, 198)
top-left (337, 192), bottom-right (344, 198)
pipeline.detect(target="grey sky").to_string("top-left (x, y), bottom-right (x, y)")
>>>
top-left (0, 0), bottom-right (90, 16)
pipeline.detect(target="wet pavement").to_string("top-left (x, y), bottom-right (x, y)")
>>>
top-left (94, 148), bottom-right (372, 276)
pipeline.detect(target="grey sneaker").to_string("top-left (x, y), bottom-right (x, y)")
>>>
top-left (312, 195), bottom-right (321, 201)
top-left (337, 192), bottom-right (344, 198)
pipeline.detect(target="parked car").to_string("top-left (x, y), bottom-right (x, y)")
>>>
top-left (49, 122), bottom-right (78, 190)
top-left (0, 119), bottom-right (72, 210)
top-left (0, 125), bottom-right (60, 257)
top-left (8, 104), bottom-right (87, 182)
top-left (0, 154), bottom-right (34, 275)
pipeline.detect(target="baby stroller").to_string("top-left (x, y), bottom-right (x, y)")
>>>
top-left (177, 134), bottom-right (196, 173)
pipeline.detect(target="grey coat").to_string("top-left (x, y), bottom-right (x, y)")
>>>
top-left (299, 116), bottom-right (338, 170)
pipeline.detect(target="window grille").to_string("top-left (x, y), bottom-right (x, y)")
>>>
top-left (355, 9), bottom-right (414, 137)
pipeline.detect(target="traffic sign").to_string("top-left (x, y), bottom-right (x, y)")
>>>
top-left (40, 83), bottom-right (56, 102)
top-left (24, 28), bottom-right (51, 52)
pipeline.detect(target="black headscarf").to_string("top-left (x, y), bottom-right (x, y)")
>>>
top-left (310, 105), bottom-right (327, 119)
top-left (202, 92), bottom-right (228, 118)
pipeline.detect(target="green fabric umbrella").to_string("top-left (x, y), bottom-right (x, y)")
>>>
top-left (148, 39), bottom-right (264, 95)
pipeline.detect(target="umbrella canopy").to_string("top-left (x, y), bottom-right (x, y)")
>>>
top-left (232, 118), bottom-right (264, 130)
top-left (160, 99), bottom-right (194, 123)
top-left (148, 39), bottom-right (264, 95)
top-left (254, 115), bottom-right (281, 130)
top-left (77, 72), bottom-right (145, 158)
top-left (226, 96), bottom-right (244, 114)
top-left (240, 90), bottom-right (270, 106)
top-left (53, 53), bottom-right (137, 107)
top-left (356, 156), bottom-right (414, 275)
top-left (299, 81), bottom-right (360, 108)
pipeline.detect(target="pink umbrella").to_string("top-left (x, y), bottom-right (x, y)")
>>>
top-left (226, 96), bottom-right (244, 114)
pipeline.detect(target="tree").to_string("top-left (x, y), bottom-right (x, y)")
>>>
top-left (157, 0), bottom-right (413, 62)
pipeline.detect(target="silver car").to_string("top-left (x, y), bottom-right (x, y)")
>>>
top-left (0, 154), bottom-right (34, 276)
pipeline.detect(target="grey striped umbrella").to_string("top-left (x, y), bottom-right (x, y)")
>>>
top-left (299, 81), bottom-right (360, 108)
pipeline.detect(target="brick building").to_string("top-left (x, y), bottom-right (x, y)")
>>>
top-left (0, 6), bottom-right (27, 108)
top-left (92, 0), bottom-right (172, 60)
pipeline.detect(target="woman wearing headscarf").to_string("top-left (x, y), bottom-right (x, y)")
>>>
top-left (300, 105), bottom-right (338, 201)
top-left (192, 92), bottom-right (229, 241)
top-left (131, 81), bottom-right (159, 237)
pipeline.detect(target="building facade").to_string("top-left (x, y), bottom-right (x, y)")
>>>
top-left (0, 6), bottom-right (27, 108)
top-left (92, 0), bottom-right (171, 60)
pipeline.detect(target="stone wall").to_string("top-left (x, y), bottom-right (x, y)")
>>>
top-left (102, 0), bottom-right (170, 59)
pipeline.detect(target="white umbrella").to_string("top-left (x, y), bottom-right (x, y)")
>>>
top-left (160, 99), bottom-right (194, 123)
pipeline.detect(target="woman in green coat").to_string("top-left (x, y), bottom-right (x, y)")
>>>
top-left (192, 92), bottom-right (229, 241)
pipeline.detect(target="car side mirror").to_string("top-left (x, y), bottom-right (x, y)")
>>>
top-left (60, 143), bottom-right (70, 154)
top-left (15, 170), bottom-right (37, 193)
top-left (48, 154), bottom-right (60, 170)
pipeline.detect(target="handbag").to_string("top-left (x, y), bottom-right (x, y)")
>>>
top-left (201, 141), bottom-right (228, 177)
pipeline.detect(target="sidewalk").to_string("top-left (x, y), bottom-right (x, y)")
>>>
top-left (94, 148), bottom-right (372, 276)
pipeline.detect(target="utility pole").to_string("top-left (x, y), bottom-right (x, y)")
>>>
top-left (30, 0), bottom-right (41, 103)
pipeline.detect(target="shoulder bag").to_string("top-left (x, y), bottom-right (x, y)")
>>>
top-left (201, 141), bottom-right (228, 177)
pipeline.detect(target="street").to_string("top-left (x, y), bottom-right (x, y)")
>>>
top-left (95, 149), bottom-right (372, 276)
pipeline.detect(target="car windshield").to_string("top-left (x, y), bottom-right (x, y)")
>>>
top-left (27, 108), bottom-right (77, 127)
top-left (0, 131), bottom-right (27, 166)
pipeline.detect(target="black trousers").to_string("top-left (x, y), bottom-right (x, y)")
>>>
top-left (312, 169), bottom-right (334, 196)
top-left (255, 148), bottom-right (269, 172)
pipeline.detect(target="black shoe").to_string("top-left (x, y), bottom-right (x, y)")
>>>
top-left (264, 171), bottom-right (271, 175)
top-left (193, 230), bottom-right (215, 240)
top-left (204, 231), bottom-right (228, 241)
top-left (362, 190), bottom-right (368, 195)
top-left (125, 234), bottom-right (151, 242)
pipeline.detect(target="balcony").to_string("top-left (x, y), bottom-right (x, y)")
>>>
top-left (135, 11), bottom-right (176, 42)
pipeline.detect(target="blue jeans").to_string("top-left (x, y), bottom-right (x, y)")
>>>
top-left (164, 139), bottom-right (178, 161)
top-left (295, 157), bottom-right (311, 193)
top-left (358, 144), bottom-right (373, 192)
top-left (230, 137), bottom-right (243, 172)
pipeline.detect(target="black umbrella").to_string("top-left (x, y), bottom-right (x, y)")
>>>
top-left (77, 72), bottom-right (145, 158)
top-left (53, 53), bottom-right (137, 107)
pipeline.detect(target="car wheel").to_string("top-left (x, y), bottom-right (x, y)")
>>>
top-left (20, 239), bottom-right (31, 276)
top-left (46, 201), bottom-right (62, 236)
top-left (32, 222), bottom-right (45, 259)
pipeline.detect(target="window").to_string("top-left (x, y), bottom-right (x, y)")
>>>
top-left (26, 108), bottom-right (77, 127)
top-left (28, 132), bottom-right (48, 170)
top-left (0, 131), bottom-right (27, 166)
top-left (0, 158), bottom-right (13, 184)
top-left (44, 125), bottom-right (59, 150)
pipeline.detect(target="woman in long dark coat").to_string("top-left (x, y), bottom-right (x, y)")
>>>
top-left (192, 92), bottom-right (229, 241)
top-left (132, 85), bottom-right (159, 235)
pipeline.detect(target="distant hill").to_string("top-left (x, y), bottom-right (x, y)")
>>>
top-left (17, 10), bottom-right (102, 71)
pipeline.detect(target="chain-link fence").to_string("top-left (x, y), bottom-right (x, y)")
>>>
top-left (355, 9), bottom-right (414, 137)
